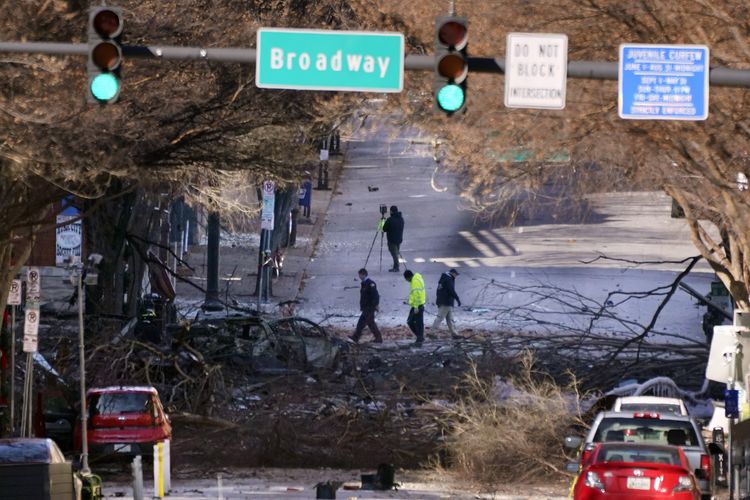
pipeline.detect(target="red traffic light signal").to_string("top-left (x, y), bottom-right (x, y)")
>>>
top-left (437, 20), bottom-right (468, 50)
top-left (92, 9), bottom-right (123, 38)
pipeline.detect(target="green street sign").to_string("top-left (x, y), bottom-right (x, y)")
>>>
top-left (256, 28), bottom-right (404, 92)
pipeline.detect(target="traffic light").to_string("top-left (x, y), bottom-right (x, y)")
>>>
top-left (87, 7), bottom-right (123, 103)
top-left (434, 16), bottom-right (468, 115)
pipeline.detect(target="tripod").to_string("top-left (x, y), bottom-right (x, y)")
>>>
top-left (364, 216), bottom-right (386, 271)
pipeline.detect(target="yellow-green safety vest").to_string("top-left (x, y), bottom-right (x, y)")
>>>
top-left (408, 272), bottom-right (426, 308)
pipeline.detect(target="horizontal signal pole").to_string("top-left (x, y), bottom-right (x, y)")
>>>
top-left (3, 41), bottom-right (750, 88)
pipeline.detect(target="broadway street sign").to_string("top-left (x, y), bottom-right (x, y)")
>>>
top-left (256, 28), bottom-right (404, 92)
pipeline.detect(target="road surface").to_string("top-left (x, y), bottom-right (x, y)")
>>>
top-left (297, 114), bottom-right (714, 346)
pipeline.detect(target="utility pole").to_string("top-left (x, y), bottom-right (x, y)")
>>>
top-left (202, 212), bottom-right (222, 311)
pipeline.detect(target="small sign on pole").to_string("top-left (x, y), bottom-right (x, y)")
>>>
top-left (23, 306), bottom-right (40, 353)
top-left (261, 181), bottom-right (275, 231)
top-left (26, 267), bottom-right (41, 301)
top-left (319, 149), bottom-right (329, 162)
top-left (505, 33), bottom-right (568, 110)
top-left (8, 279), bottom-right (22, 306)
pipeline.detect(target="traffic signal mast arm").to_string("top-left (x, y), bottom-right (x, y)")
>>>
top-left (2, 41), bottom-right (750, 88)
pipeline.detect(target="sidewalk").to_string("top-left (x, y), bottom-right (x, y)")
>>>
top-left (174, 154), bottom-right (345, 315)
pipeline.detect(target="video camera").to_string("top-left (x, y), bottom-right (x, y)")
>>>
top-left (379, 204), bottom-right (387, 217)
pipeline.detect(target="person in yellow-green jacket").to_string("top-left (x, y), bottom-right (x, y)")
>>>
top-left (403, 270), bottom-right (425, 346)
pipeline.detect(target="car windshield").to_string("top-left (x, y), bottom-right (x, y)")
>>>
top-left (593, 417), bottom-right (700, 447)
top-left (92, 392), bottom-right (150, 415)
top-left (0, 442), bottom-right (50, 464)
top-left (599, 445), bottom-right (681, 465)
top-left (619, 403), bottom-right (682, 415)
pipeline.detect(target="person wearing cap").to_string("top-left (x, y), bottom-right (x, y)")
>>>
top-left (381, 205), bottom-right (404, 272)
top-left (349, 268), bottom-right (383, 344)
top-left (432, 269), bottom-right (462, 339)
top-left (403, 269), bottom-right (426, 346)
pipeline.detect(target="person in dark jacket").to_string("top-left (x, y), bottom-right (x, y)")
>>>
top-left (381, 205), bottom-right (404, 272)
top-left (349, 268), bottom-right (383, 343)
top-left (431, 268), bottom-right (462, 339)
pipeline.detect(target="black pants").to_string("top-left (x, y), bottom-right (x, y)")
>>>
top-left (387, 242), bottom-right (400, 270)
top-left (407, 305), bottom-right (424, 341)
top-left (353, 309), bottom-right (382, 341)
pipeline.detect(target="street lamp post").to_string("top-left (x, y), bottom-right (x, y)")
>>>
top-left (76, 266), bottom-right (90, 474)
top-left (68, 254), bottom-right (101, 475)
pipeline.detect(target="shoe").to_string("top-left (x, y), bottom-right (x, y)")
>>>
top-left (388, 268), bottom-right (399, 272)
top-left (346, 336), bottom-right (359, 344)
top-left (413, 339), bottom-right (424, 347)
top-left (451, 335), bottom-right (463, 340)
top-left (373, 338), bottom-right (383, 344)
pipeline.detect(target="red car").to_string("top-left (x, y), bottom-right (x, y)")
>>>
top-left (75, 386), bottom-right (171, 457)
top-left (573, 442), bottom-right (700, 499)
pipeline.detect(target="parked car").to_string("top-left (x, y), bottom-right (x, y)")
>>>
top-left (572, 442), bottom-right (700, 499)
top-left (75, 385), bottom-right (171, 458)
top-left (0, 438), bottom-right (82, 500)
top-left (566, 411), bottom-right (719, 499)
top-left (612, 396), bottom-right (689, 416)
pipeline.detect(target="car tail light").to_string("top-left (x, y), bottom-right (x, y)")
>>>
top-left (700, 454), bottom-right (712, 482)
top-left (580, 443), bottom-right (595, 464)
top-left (673, 475), bottom-right (694, 492)
top-left (584, 471), bottom-right (605, 492)
top-left (633, 412), bottom-right (660, 419)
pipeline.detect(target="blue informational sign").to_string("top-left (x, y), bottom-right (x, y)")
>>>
top-left (619, 44), bottom-right (710, 120)
top-left (725, 389), bottom-right (739, 418)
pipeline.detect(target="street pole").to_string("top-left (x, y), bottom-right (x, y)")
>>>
top-left (2, 41), bottom-right (750, 87)
top-left (9, 306), bottom-right (15, 435)
top-left (78, 270), bottom-right (90, 474)
top-left (202, 211), bottom-right (222, 311)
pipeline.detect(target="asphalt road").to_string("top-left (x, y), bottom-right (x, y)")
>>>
top-left (297, 115), bottom-right (714, 344)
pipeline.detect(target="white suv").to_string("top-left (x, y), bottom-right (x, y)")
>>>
top-left (612, 395), bottom-right (689, 416)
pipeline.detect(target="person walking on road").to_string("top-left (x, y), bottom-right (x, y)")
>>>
top-left (349, 268), bottom-right (383, 344)
top-left (381, 205), bottom-right (404, 272)
top-left (403, 270), bottom-right (425, 346)
top-left (431, 269), bottom-right (462, 339)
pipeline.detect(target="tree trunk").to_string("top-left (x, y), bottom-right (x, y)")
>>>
top-left (84, 188), bottom-right (138, 317)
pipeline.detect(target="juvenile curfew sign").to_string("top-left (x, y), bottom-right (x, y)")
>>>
top-left (256, 28), bottom-right (404, 92)
top-left (619, 44), bottom-right (710, 120)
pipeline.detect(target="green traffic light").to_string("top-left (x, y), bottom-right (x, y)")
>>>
top-left (90, 73), bottom-right (120, 102)
top-left (437, 84), bottom-right (465, 112)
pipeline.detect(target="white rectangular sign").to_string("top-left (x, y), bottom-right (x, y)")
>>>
top-left (23, 306), bottom-right (40, 353)
top-left (505, 33), bottom-right (568, 110)
top-left (26, 267), bottom-right (41, 301)
top-left (261, 181), bottom-right (275, 231)
top-left (8, 279), bottom-right (22, 306)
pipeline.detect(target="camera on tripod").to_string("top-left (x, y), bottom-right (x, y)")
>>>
top-left (379, 204), bottom-right (387, 217)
